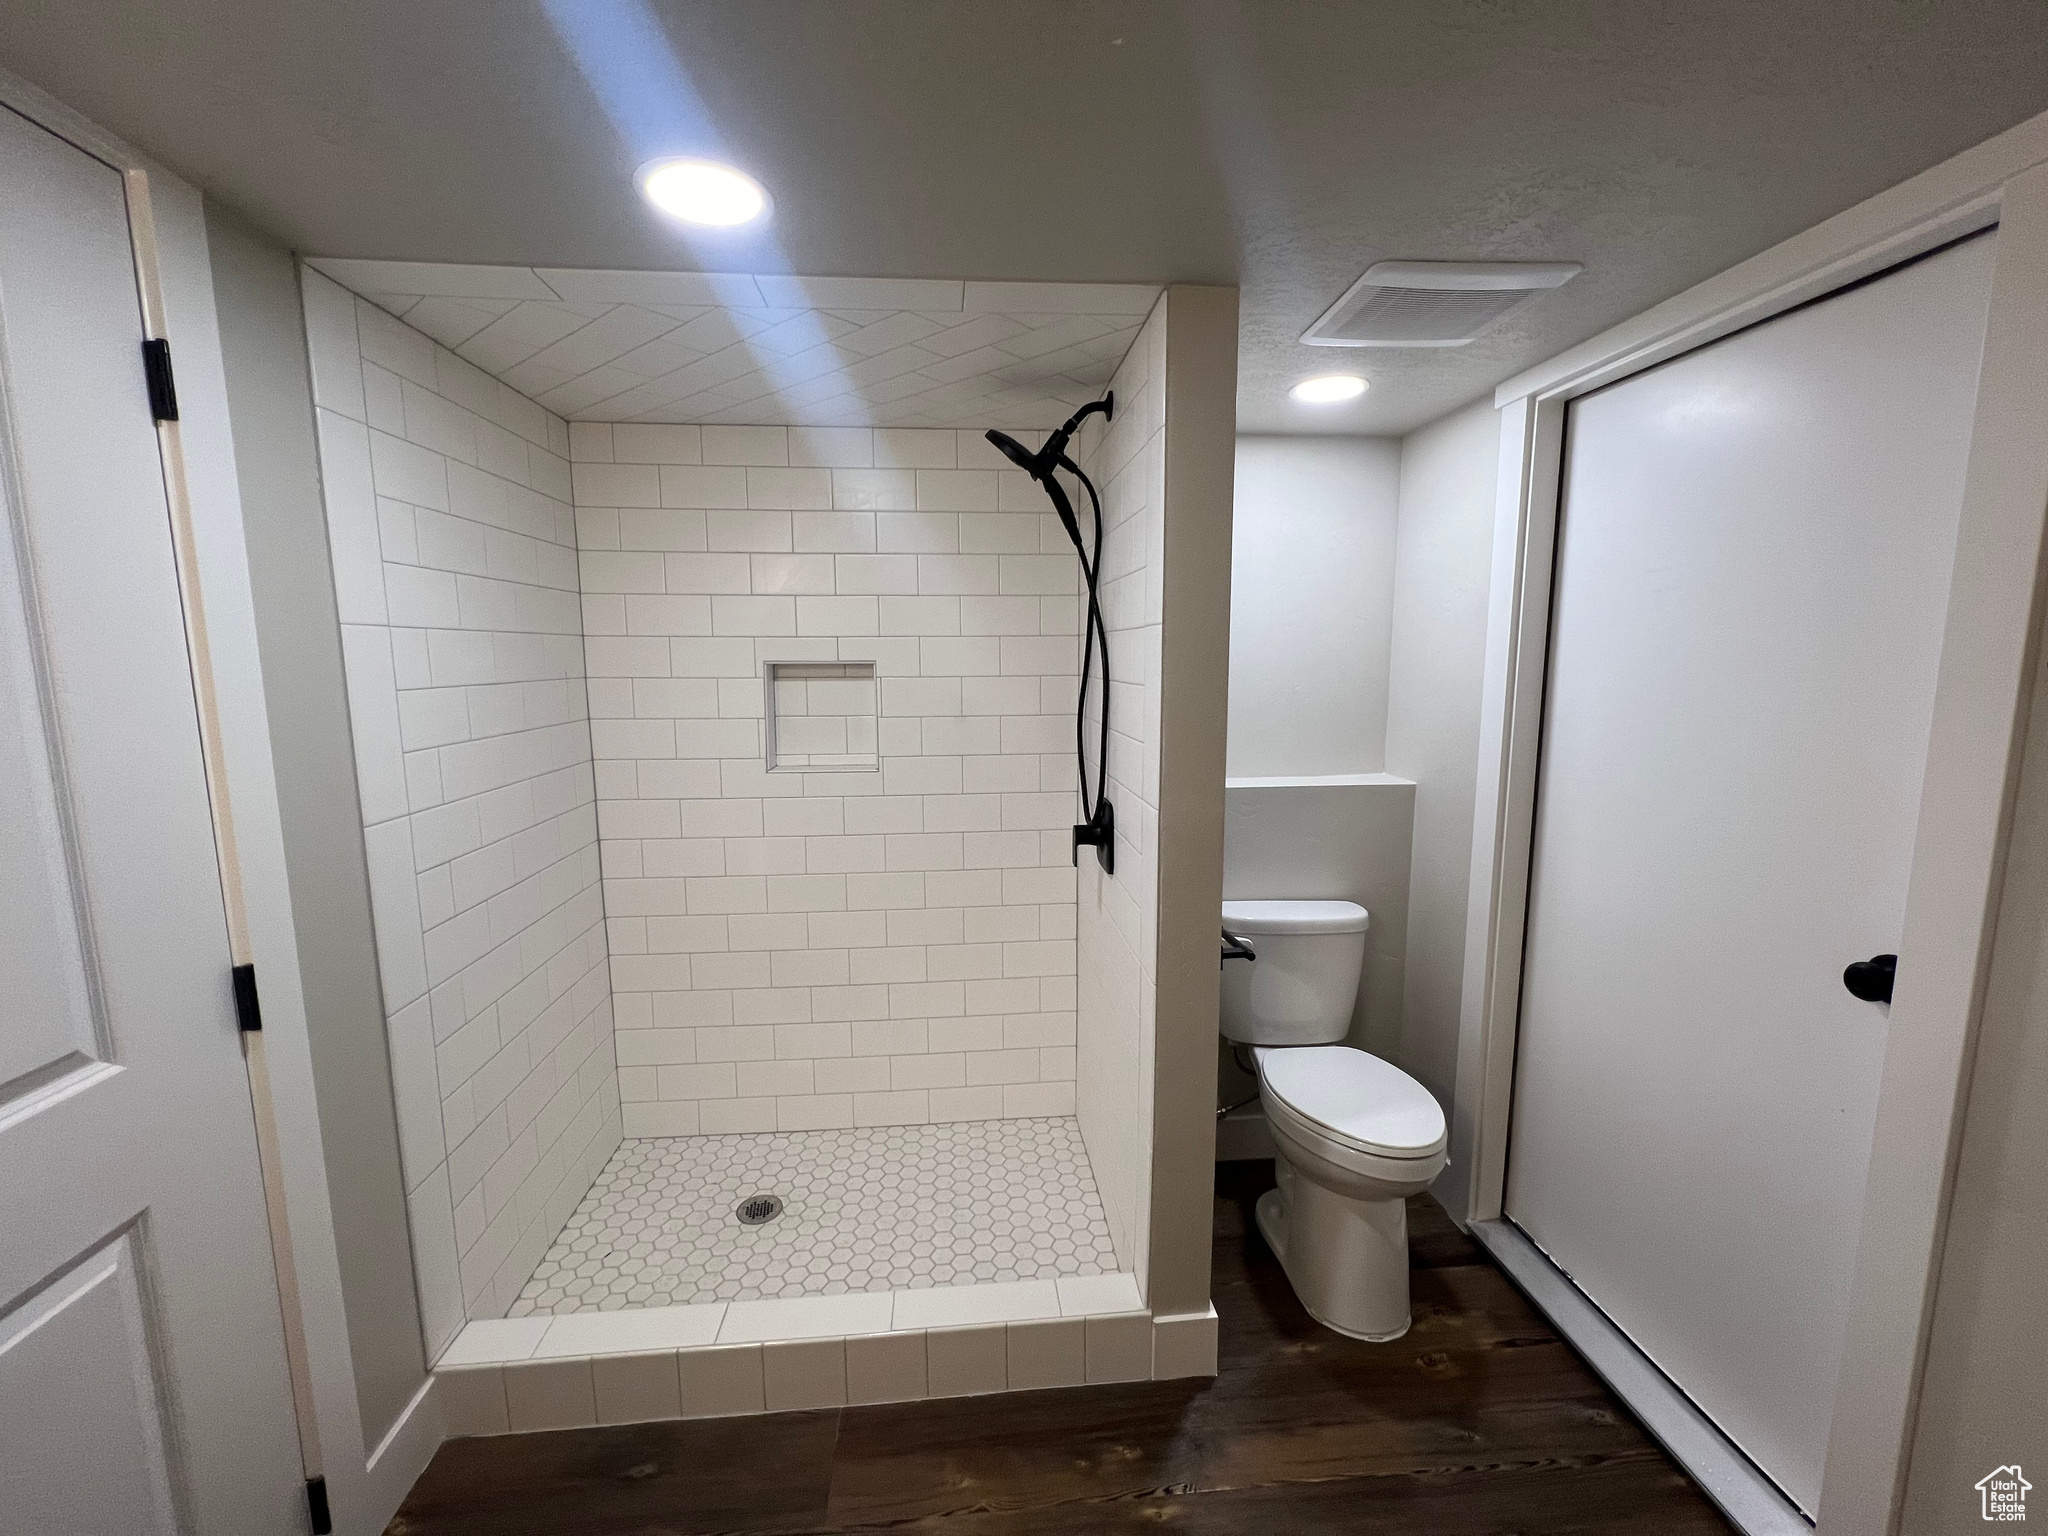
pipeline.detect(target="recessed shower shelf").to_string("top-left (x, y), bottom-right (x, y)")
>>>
top-left (764, 659), bottom-right (879, 773)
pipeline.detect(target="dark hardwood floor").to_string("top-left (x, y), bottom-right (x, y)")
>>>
top-left (388, 1161), bottom-right (1733, 1534)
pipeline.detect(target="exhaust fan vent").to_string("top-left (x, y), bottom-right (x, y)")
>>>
top-left (1303, 261), bottom-right (1581, 348)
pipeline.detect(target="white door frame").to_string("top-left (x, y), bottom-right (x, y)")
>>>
top-left (1453, 108), bottom-right (2048, 1534)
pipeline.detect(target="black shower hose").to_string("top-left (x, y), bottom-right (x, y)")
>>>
top-left (1054, 457), bottom-right (1113, 830)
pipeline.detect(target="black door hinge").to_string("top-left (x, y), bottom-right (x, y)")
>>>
top-left (232, 963), bottom-right (262, 1032)
top-left (305, 1475), bottom-right (332, 1535)
top-left (141, 337), bottom-right (179, 422)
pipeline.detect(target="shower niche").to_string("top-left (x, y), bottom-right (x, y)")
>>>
top-left (764, 660), bottom-right (877, 773)
top-left (297, 259), bottom-right (1233, 1423)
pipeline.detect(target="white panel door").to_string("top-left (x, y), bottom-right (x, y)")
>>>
top-left (0, 106), bottom-right (304, 1533)
top-left (1505, 234), bottom-right (1994, 1515)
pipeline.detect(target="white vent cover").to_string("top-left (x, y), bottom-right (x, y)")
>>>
top-left (1302, 261), bottom-right (1582, 348)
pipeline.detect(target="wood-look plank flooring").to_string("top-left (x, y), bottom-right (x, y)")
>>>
top-left (388, 1161), bottom-right (1734, 1534)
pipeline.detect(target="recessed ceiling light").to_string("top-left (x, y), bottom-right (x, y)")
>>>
top-left (1291, 374), bottom-right (1368, 404)
top-left (636, 157), bottom-right (770, 227)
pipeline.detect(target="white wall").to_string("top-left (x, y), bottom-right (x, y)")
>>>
top-left (1226, 437), bottom-right (1401, 777)
top-left (570, 421), bottom-right (1081, 1135)
top-left (299, 273), bottom-right (619, 1332)
top-left (205, 205), bottom-right (427, 1448)
top-left (1222, 779), bottom-right (1415, 1056)
top-left (1216, 433), bottom-right (1414, 1137)
top-left (1383, 399), bottom-right (1502, 1112)
top-left (1144, 287), bottom-right (1239, 1318)
top-left (1212, 402), bottom-right (1495, 1161)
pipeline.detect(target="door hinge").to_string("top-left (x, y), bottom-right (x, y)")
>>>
top-left (304, 1476), bottom-right (332, 1535)
top-left (232, 962), bottom-right (262, 1033)
top-left (141, 336), bottom-right (179, 422)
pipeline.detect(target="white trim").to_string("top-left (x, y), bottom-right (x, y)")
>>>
top-left (1471, 1220), bottom-right (1810, 1534)
top-left (364, 1375), bottom-right (445, 1479)
top-left (1451, 392), bottom-right (1559, 1225)
top-left (123, 162), bottom-right (337, 1493)
top-left (1459, 107), bottom-right (2048, 1536)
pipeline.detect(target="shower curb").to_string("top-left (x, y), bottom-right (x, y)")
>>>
top-left (432, 1281), bottom-right (1215, 1433)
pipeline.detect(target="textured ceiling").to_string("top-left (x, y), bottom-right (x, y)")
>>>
top-left (5, 1), bottom-right (2045, 434)
top-left (310, 260), bottom-right (1155, 427)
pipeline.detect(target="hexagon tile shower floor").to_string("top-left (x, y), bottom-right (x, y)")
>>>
top-left (507, 1117), bottom-right (1123, 1315)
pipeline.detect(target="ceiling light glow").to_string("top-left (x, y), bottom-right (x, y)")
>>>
top-left (636, 157), bottom-right (770, 227)
top-left (1291, 374), bottom-right (1368, 404)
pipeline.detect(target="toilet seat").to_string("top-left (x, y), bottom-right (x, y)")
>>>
top-left (1254, 1045), bottom-right (1447, 1161)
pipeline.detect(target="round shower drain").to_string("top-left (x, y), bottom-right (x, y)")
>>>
top-left (735, 1193), bottom-right (783, 1226)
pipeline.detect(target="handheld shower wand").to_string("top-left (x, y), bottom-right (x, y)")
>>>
top-left (986, 395), bottom-right (1117, 872)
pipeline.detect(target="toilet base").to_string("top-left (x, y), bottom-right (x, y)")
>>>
top-left (1256, 1160), bottom-right (1415, 1342)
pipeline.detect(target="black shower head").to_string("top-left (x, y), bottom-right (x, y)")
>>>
top-left (984, 430), bottom-right (1041, 475)
top-left (983, 393), bottom-right (1114, 483)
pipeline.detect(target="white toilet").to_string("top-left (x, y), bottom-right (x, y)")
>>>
top-left (1221, 898), bottom-right (1449, 1341)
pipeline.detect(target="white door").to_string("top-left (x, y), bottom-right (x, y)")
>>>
top-left (1504, 234), bottom-right (1994, 1515)
top-left (0, 107), bottom-right (306, 1533)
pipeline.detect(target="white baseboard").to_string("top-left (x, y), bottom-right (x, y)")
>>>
top-left (1151, 1305), bottom-right (1220, 1378)
top-left (332, 1372), bottom-right (444, 1536)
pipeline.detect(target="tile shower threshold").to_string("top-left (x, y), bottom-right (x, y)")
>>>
top-left (430, 1273), bottom-right (1222, 1436)
top-left (442, 1271), bottom-right (1145, 1365)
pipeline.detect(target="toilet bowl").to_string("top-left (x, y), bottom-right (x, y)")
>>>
top-left (1222, 899), bottom-right (1449, 1341)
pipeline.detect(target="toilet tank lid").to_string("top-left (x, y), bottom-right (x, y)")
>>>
top-left (1221, 899), bottom-right (1369, 935)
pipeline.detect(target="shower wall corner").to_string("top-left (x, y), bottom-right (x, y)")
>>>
top-left (295, 265), bottom-right (621, 1345)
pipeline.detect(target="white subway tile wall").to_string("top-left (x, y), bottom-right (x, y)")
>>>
top-left (301, 268), bottom-right (621, 1339)
top-left (571, 422), bottom-right (1084, 1134)
top-left (1073, 297), bottom-right (1169, 1276)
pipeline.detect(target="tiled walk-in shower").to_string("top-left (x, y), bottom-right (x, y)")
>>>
top-left (301, 260), bottom-right (1185, 1412)
top-left (508, 1117), bottom-right (1120, 1315)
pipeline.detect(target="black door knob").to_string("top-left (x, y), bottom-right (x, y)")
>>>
top-left (1843, 954), bottom-right (1897, 1004)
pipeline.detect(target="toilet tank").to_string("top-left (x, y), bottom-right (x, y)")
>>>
top-left (1220, 900), bottom-right (1370, 1046)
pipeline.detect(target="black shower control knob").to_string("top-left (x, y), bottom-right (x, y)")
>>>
top-left (1842, 953), bottom-right (1897, 1004)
